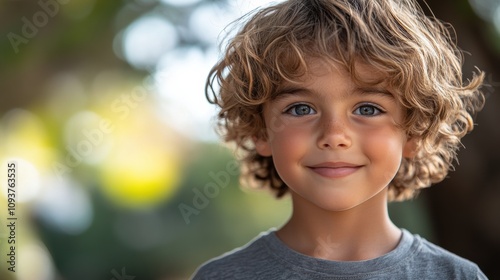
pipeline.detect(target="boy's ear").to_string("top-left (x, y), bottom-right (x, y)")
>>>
top-left (403, 137), bottom-right (419, 159)
top-left (253, 136), bottom-right (272, 157)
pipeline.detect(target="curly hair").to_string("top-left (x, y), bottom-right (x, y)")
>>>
top-left (205, 0), bottom-right (485, 201)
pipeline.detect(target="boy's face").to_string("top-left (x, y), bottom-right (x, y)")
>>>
top-left (255, 60), bottom-right (416, 211)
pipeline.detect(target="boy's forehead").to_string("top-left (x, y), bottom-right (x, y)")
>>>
top-left (278, 58), bottom-right (389, 89)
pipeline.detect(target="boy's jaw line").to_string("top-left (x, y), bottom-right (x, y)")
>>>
top-left (307, 162), bottom-right (363, 179)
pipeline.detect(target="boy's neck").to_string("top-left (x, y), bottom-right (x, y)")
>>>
top-left (276, 188), bottom-right (401, 261)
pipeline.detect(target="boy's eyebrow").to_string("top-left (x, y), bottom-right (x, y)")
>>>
top-left (273, 86), bottom-right (312, 100)
top-left (273, 86), bottom-right (395, 100)
top-left (355, 87), bottom-right (396, 99)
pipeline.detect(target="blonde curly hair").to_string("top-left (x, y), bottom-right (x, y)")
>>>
top-left (206, 0), bottom-right (485, 201)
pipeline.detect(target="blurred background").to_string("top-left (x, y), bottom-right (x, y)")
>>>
top-left (0, 0), bottom-right (498, 279)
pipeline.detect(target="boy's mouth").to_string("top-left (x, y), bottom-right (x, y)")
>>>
top-left (307, 162), bottom-right (362, 178)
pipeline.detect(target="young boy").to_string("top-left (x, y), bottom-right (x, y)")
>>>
top-left (193, 0), bottom-right (487, 279)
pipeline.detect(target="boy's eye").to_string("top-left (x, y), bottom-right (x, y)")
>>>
top-left (285, 104), bottom-right (316, 116)
top-left (353, 104), bottom-right (383, 116)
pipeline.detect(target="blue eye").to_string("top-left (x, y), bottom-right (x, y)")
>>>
top-left (354, 105), bottom-right (383, 116)
top-left (286, 104), bottom-right (316, 116)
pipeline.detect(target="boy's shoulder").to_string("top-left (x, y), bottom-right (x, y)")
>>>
top-left (191, 229), bottom-right (487, 280)
top-left (190, 229), bottom-right (277, 280)
top-left (410, 232), bottom-right (486, 278)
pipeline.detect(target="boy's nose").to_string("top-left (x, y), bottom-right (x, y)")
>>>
top-left (316, 116), bottom-right (352, 150)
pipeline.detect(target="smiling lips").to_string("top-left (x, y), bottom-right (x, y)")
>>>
top-left (308, 162), bottom-right (362, 178)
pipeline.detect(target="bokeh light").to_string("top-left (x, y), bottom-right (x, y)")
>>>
top-left (122, 16), bottom-right (178, 69)
top-left (97, 99), bottom-right (184, 208)
top-left (161, 0), bottom-right (202, 7)
top-left (155, 47), bottom-right (219, 140)
top-left (34, 177), bottom-right (93, 235)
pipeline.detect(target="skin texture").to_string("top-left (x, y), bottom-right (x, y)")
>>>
top-left (255, 60), bottom-right (417, 261)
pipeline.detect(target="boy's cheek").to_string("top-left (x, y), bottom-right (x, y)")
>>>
top-left (261, 114), bottom-right (292, 143)
top-left (265, 114), bottom-right (288, 136)
top-left (255, 125), bottom-right (308, 157)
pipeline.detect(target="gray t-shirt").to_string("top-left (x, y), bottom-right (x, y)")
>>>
top-left (191, 228), bottom-right (487, 279)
